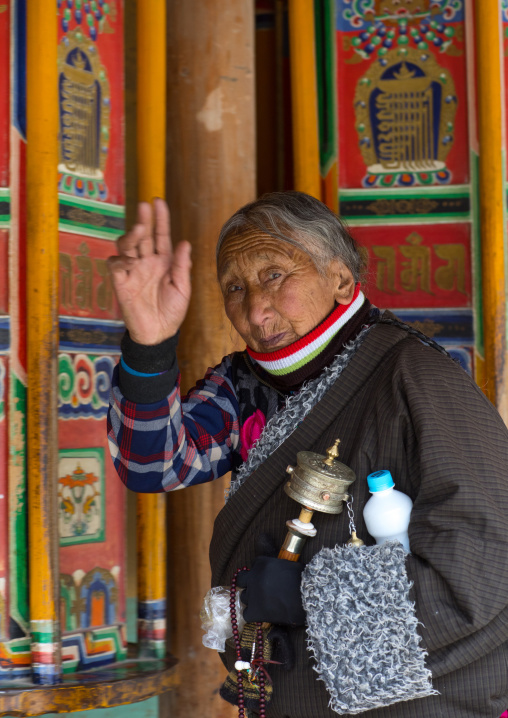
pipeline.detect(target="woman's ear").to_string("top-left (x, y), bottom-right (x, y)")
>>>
top-left (331, 261), bottom-right (355, 305)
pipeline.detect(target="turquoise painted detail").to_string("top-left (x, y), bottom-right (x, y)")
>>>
top-left (127, 596), bottom-right (137, 644)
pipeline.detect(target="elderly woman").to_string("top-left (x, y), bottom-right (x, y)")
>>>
top-left (108, 192), bottom-right (508, 718)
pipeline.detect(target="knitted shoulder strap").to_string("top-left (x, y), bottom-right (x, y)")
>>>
top-left (374, 315), bottom-right (455, 361)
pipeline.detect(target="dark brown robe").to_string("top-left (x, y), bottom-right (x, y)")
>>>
top-left (210, 322), bottom-right (508, 718)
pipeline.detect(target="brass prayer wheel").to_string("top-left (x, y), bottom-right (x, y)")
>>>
top-left (285, 439), bottom-right (356, 514)
top-left (277, 440), bottom-right (357, 562)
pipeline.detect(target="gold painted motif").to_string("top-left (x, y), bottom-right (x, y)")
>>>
top-left (400, 232), bottom-right (432, 292)
top-left (67, 207), bottom-right (107, 227)
top-left (75, 242), bottom-right (93, 310)
top-left (60, 253), bottom-right (73, 309)
top-left (355, 48), bottom-right (457, 175)
top-left (366, 0), bottom-right (436, 22)
top-left (408, 318), bottom-right (444, 337)
top-left (66, 328), bottom-right (108, 345)
top-left (95, 259), bottom-right (113, 312)
top-left (367, 198), bottom-right (439, 215)
top-left (372, 246), bottom-right (399, 293)
top-left (59, 248), bottom-right (116, 316)
top-left (58, 30), bottom-right (110, 178)
top-left (371, 233), bottom-right (468, 295)
top-left (434, 243), bottom-right (466, 293)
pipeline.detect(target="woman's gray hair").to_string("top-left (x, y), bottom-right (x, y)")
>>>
top-left (216, 191), bottom-right (363, 281)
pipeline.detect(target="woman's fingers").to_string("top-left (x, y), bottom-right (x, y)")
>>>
top-left (170, 241), bottom-right (192, 298)
top-left (116, 200), bottom-right (170, 260)
top-left (136, 201), bottom-right (153, 237)
top-left (116, 223), bottom-right (145, 258)
top-left (153, 198), bottom-right (172, 256)
top-left (107, 255), bottom-right (138, 284)
top-left (136, 201), bottom-right (156, 258)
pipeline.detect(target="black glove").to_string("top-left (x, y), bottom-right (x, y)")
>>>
top-left (236, 556), bottom-right (306, 626)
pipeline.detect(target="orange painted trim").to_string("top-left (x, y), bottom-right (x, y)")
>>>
top-left (475, 0), bottom-right (507, 413)
top-left (137, 0), bottom-right (166, 202)
top-left (137, 494), bottom-right (166, 601)
top-left (288, 0), bottom-right (321, 199)
top-left (136, 0), bottom-right (167, 608)
top-left (321, 162), bottom-right (338, 214)
top-left (26, 0), bottom-right (60, 644)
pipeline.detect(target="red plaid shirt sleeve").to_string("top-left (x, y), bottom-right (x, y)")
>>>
top-left (107, 355), bottom-right (241, 492)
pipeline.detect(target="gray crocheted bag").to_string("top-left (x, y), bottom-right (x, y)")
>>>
top-left (301, 541), bottom-right (438, 714)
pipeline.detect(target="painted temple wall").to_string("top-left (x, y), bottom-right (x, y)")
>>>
top-left (335, 0), bottom-right (481, 378)
top-left (1, 0), bottom-right (133, 696)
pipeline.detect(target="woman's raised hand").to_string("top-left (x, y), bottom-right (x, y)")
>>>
top-left (108, 199), bottom-right (192, 345)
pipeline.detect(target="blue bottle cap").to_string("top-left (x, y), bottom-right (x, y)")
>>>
top-left (367, 469), bottom-right (395, 492)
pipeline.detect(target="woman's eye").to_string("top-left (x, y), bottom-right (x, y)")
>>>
top-left (268, 272), bottom-right (282, 281)
top-left (227, 284), bottom-right (243, 293)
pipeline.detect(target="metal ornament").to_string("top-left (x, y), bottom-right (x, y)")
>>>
top-left (345, 495), bottom-right (365, 548)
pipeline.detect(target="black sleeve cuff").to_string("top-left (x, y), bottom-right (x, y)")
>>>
top-left (119, 330), bottom-right (180, 404)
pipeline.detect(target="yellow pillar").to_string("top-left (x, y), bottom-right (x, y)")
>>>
top-left (475, 0), bottom-right (508, 419)
top-left (26, 0), bottom-right (60, 684)
top-left (288, 0), bottom-right (321, 199)
top-left (136, 0), bottom-right (167, 658)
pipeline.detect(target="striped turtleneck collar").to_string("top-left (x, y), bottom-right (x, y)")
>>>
top-left (245, 285), bottom-right (369, 390)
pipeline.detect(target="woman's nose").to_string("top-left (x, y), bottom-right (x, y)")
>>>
top-left (245, 288), bottom-right (273, 326)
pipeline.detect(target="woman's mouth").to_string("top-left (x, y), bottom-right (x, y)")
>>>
top-left (258, 332), bottom-right (288, 350)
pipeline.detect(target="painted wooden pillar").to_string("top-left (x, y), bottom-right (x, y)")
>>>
top-left (475, 0), bottom-right (508, 418)
top-left (135, 0), bottom-right (167, 660)
top-left (163, 2), bottom-right (255, 715)
top-left (288, 0), bottom-right (321, 199)
top-left (26, 0), bottom-right (61, 685)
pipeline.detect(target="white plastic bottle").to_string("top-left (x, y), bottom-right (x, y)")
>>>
top-left (363, 469), bottom-right (413, 552)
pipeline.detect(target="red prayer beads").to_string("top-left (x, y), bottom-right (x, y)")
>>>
top-left (231, 567), bottom-right (267, 718)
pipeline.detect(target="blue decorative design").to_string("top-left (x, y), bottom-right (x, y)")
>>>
top-left (80, 570), bottom-right (116, 628)
top-left (0, 316), bottom-right (9, 354)
top-left (58, 352), bottom-right (117, 419)
top-left (59, 317), bottom-right (123, 353)
top-left (13, 0), bottom-right (26, 139)
top-left (337, 0), bottom-right (464, 32)
top-left (393, 308), bottom-right (474, 343)
top-left (62, 633), bottom-right (116, 671)
top-left (138, 599), bottom-right (166, 622)
top-left (369, 61), bottom-right (442, 166)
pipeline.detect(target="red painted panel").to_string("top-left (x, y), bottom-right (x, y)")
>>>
top-left (336, 5), bottom-right (469, 189)
top-left (0, 3), bottom-right (9, 187)
top-left (59, 232), bottom-right (121, 320)
top-left (57, 2), bottom-right (124, 205)
top-left (59, 415), bottom-right (126, 621)
top-left (354, 222), bottom-right (472, 308)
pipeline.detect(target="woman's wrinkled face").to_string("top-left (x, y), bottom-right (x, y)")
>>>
top-left (218, 229), bottom-right (355, 353)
